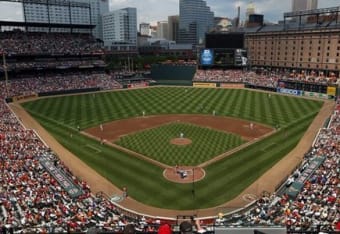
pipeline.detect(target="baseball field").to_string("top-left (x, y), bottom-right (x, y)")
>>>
top-left (21, 87), bottom-right (323, 210)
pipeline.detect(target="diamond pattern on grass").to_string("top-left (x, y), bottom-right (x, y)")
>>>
top-left (115, 122), bottom-right (246, 166)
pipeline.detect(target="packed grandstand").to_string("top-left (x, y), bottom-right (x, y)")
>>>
top-left (0, 30), bottom-right (339, 233)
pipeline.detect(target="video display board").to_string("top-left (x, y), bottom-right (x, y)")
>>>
top-left (200, 49), bottom-right (214, 66)
top-left (199, 48), bottom-right (247, 67)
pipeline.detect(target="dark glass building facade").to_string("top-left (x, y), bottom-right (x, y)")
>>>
top-left (178, 0), bottom-right (214, 45)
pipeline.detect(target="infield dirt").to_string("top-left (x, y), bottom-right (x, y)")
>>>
top-left (85, 114), bottom-right (272, 142)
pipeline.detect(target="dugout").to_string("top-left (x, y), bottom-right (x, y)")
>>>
top-left (150, 64), bottom-right (196, 86)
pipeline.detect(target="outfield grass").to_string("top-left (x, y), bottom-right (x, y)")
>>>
top-left (115, 122), bottom-right (246, 166)
top-left (21, 87), bottom-right (323, 209)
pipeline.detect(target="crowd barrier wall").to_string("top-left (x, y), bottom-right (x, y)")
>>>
top-left (12, 93), bottom-right (38, 101)
top-left (193, 82), bottom-right (217, 88)
top-left (150, 80), bottom-right (193, 86)
top-left (244, 84), bottom-right (277, 92)
top-left (220, 83), bottom-right (245, 89)
top-left (38, 87), bottom-right (100, 97)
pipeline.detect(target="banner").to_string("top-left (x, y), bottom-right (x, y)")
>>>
top-left (12, 93), bottom-right (38, 102)
top-left (304, 91), bottom-right (330, 99)
top-left (127, 82), bottom-right (149, 89)
top-left (193, 82), bottom-right (217, 88)
top-left (277, 88), bottom-right (302, 96)
top-left (40, 158), bottom-right (83, 198)
top-left (220, 83), bottom-right (245, 89)
top-left (327, 86), bottom-right (336, 96)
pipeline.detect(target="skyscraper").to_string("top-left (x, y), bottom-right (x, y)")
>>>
top-left (157, 21), bottom-right (169, 39)
top-left (178, 0), bottom-right (214, 45)
top-left (168, 15), bottom-right (179, 42)
top-left (86, 0), bottom-right (110, 40)
top-left (140, 23), bottom-right (151, 36)
top-left (102, 7), bottom-right (137, 48)
top-left (292, 0), bottom-right (318, 12)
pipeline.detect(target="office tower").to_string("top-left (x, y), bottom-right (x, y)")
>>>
top-left (86, 0), bottom-right (110, 40)
top-left (140, 22), bottom-right (151, 36)
top-left (156, 21), bottom-right (169, 39)
top-left (178, 0), bottom-right (214, 45)
top-left (102, 7), bottom-right (137, 47)
top-left (292, 0), bottom-right (318, 12)
top-left (168, 15), bottom-right (179, 42)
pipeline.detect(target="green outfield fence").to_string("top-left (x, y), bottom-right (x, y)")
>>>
top-left (150, 64), bottom-right (196, 86)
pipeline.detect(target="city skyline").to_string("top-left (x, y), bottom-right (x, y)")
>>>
top-left (0, 0), bottom-right (339, 26)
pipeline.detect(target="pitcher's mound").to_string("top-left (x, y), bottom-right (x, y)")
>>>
top-left (170, 138), bottom-right (192, 145)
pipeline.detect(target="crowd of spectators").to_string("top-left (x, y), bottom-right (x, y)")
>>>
top-left (193, 70), bottom-right (244, 83)
top-left (283, 71), bottom-right (339, 86)
top-left (193, 69), bottom-right (339, 88)
top-left (0, 31), bottom-right (103, 56)
top-left (0, 92), bottom-right (115, 233)
top-left (193, 69), bottom-right (283, 88)
top-left (0, 72), bottom-right (122, 98)
top-left (0, 30), bottom-right (122, 99)
top-left (217, 98), bottom-right (340, 232)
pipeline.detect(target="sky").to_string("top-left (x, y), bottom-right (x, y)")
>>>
top-left (0, 0), bottom-right (339, 25)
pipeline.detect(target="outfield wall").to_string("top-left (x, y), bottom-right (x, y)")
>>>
top-left (151, 64), bottom-right (196, 81)
top-left (38, 87), bottom-right (100, 97)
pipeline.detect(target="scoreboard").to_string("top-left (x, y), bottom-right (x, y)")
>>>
top-left (199, 48), bottom-right (247, 68)
top-left (205, 32), bottom-right (244, 49)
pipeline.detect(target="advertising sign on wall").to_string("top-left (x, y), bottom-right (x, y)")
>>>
top-left (304, 91), bottom-right (330, 99)
top-left (327, 86), bottom-right (336, 96)
top-left (193, 82), bottom-right (217, 88)
top-left (277, 88), bottom-right (302, 96)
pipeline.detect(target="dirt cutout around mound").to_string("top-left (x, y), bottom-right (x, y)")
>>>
top-left (170, 138), bottom-right (192, 145)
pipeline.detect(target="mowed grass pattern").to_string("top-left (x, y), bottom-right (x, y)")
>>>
top-left (115, 122), bottom-right (246, 166)
top-left (21, 87), bottom-right (324, 209)
top-left (23, 87), bottom-right (322, 130)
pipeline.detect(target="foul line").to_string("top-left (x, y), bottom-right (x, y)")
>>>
top-left (84, 144), bottom-right (102, 154)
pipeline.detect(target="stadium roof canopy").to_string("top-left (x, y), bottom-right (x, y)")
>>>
top-left (0, 21), bottom-right (95, 30)
top-left (0, 0), bottom-right (89, 8)
top-left (0, 0), bottom-right (94, 31)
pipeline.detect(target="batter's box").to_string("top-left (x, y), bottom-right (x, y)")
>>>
top-left (177, 169), bottom-right (193, 179)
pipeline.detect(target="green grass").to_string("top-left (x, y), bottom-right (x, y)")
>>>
top-left (115, 122), bottom-right (246, 166)
top-left (21, 87), bottom-right (323, 209)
